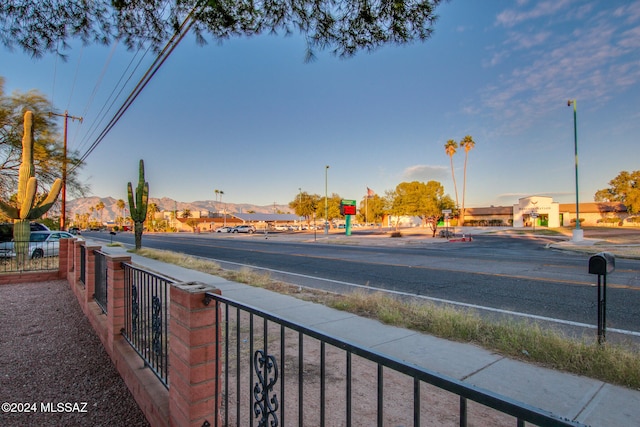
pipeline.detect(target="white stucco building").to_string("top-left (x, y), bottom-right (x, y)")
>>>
top-left (512, 196), bottom-right (560, 228)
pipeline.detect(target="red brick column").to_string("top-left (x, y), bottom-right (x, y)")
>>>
top-left (105, 255), bottom-right (131, 356)
top-left (59, 238), bottom-right (71, 279)
top-left (82, 244), bottom-right (101, 306)
top-left (169, 282), bottom-right (221, 427)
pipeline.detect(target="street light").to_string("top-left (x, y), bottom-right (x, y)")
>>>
top-left (568, 99), bottom-right (583, 242)
top-left (298, 188), bottom-right (303, 227)
top-left (325, 165), bottom-right (330, 235)
top-left (219, 190), bottom-right (226, 227)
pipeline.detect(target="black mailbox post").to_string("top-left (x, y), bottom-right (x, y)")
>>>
top-left (588, 252), bottom-right (615, 344)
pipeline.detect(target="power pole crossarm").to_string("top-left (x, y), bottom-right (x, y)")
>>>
top-left (49, 111), bottom-right (83, 230)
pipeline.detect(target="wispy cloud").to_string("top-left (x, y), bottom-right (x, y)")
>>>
top-left (401, 165), bottom-right (448, 182)
top-left (477, 1), bottom-right (640, 132)
top-left (495, 0), bottom-right (575, 27)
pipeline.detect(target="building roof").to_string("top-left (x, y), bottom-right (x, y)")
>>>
top-left (559, 202), bottom-right (627, 213)
top-left (232, 213), bottom-right (300, 222)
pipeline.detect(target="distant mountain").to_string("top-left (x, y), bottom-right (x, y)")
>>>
top-left (66, 197), bottom-right (292, 223)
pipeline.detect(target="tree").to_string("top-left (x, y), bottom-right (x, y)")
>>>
top-left (595, 170), bottom-right (640, 215)
top-left (390, 180), bottom-right (454, 235)
top-left (95, 200), bottom-right (105, 226)
top-left (0, 77), bottom-right (87, 201)
top-left (359, 194), bottom-right (386, 225)
top-left (1, 1), bottom-right (445, 60)
top-left (116, 198), bottom-right (126, 219)
top-left (459, 135), bottom-right (476, 226)
top-left (147, 202), bottom-right (159, 231)
top-left (444, 139), bottom-right (459, 211)
top-left (289, 191), bottom-right (322, 226)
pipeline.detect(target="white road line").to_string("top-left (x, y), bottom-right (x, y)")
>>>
top-left (215, 258), bottom-right (640, 338)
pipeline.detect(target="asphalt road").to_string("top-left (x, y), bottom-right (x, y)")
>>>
top-left (84, 231), bottom-right (640, 335)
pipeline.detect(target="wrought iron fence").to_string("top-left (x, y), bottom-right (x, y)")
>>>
top-left (204, 291), bottom-right (585, 427)
top-left (79, 244), bottom-right (86, 287)
top-left (121, 262), bottom-right (172, 388)
top-left (0, 239), bottom-right (61, 272)
top-left (93, 250), bottom-right (107, 313)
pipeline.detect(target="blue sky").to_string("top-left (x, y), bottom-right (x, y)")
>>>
top-left (2, 0), bottom-right (639, 209)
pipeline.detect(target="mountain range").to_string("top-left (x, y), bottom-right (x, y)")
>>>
top-left (67, 197), bottom-right (293, 222)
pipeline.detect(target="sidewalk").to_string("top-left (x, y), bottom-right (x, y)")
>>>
top-left (97, 236), bottom-right (640, 427)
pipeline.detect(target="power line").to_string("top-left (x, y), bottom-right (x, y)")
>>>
top-left (71, 9), bottom-right (197, 171)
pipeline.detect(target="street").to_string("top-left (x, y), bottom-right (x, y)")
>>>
top-left (85, 230), bottom-right (640, 336)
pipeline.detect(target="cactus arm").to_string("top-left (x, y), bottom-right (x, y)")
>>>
top-left (0, 200), bottom-right (18, 218)
top-left (29, 179), bottom-right (62, 218)
top-left (19, 177), bottom-right (38, 219)
top-left (127, 181), bottom-right (136, 218)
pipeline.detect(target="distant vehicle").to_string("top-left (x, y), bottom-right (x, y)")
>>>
top-left (0, 222), bottom-right (50, 242)
top-left (232, 225), bottom-right (256, 234)
top-left (0, 230), bottom-right (83, 259)
top-left (274, 224), bottom-right (290, 231)
top-left (216, 226), bottom-right (233, 233)
top-left (69, 227), bottom-right (82, 235)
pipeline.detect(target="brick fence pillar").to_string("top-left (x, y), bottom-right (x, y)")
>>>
top-left (105, 254), bottom-right (131, 356)
top-left (81, 244), bottom-right (101, 306)
top-left (169, 282), bottom-right (221, 427)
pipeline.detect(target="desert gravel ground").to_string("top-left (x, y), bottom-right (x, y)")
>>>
top-left (0, 280), bottom-right (149, 427)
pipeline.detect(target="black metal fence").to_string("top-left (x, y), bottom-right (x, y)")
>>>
top-left (205, 291), bottom-right (585, 427)
top-left (79, 244), bottom-right (86, 287)
top-left (0, 239), bottom-right (60, 272)
top-left (121, 262), bottom-right (172, 388)
top-left (93, 250), bottom-right (107, 313)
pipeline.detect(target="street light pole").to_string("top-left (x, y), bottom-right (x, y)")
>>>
top-left (568, 99), bottom-right (583, 242)
top-left (298, 188), bottom-right (302, 228)
top-left (325, 165), bottom-right (330, 235)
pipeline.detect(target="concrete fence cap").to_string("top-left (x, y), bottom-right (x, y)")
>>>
top-left (173, 281), bottom-right (217, 293)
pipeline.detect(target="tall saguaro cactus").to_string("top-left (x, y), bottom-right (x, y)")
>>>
top-left (0, 111), bottom-right (62, 261)
top-left (127, 159), bottom-right (149, 250)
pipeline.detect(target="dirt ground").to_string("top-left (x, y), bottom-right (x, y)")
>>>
top-left (219, 309), bottom-right (518, 427)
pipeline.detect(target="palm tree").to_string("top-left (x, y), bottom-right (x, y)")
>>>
top-left (116, 199), bottom-right (126, 220)
top-left (444, 139), bottom-right (459, 212)
top-left (459, 135), bottom-right (476, 227)
top-left (147, 203), bottom-right (159, 231)
top-left (95, 201), bottom-right (105, 226)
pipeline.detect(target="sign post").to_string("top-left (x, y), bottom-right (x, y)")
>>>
top-left (442, 209), bottom-right (452, 238)
top-left (340, 199), bottom-right (357, 236)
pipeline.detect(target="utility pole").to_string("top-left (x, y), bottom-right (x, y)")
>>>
top-left (50, 111), bottom-right (83, 231)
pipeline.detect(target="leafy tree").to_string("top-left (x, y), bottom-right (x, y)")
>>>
top-left (456, 135), bottom-right (475, 226)
top-left (390, 180), bottom-right (454, 234)
top-left (595, 170), bottom-right (640, 215)
top-left (1, 1), bottom-right (445, 59)
top-left (289, 191), bottom-right (322, 226)
top-left (359, 194), bottom-right (386, 225)
top-left (0, 77), bottom-right (87, 201)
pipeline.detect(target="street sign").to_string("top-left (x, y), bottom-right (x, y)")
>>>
top-left (442, 209), bottom-right (452, 214)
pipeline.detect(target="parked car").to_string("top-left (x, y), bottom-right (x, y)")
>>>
top-left (0, 230), bottom-right (83, 259)
top-left (0, 222), bottom-right (50, 242)
top-left (216, 226), bottom-right (233, 233)
top-left (232, 225), bottom-right (256, 234)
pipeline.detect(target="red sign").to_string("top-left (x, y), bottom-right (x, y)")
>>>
top-left (342, 205), bottom-right (357, 215)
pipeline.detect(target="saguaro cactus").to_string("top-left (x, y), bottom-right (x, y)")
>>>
top-left (127, 159), bottom-right (149, 250)
top-left (0, 111), bottom-right (62, 261)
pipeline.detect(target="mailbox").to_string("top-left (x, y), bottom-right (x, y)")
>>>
top-left (588, 252), bottom-right (615, 275)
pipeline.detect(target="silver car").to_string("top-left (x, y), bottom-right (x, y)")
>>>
top-left (0, 231), bottom-right (82, 258)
